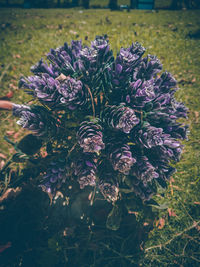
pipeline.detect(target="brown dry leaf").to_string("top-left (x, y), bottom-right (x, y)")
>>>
top-left (13, 132), bottom-right (20, 140)
top-left (194, 111), bottom-right (199, 123)
top-left (0, 187), bottom-right (21, 203)
top-left (168, 208), bottom-right (177, 217)
top-left (0, 160), bottom-right (5, 169)
top-left (69, 30), bottom-right (78, 35)
top-left (0, 153), bottom-right (7, 159)
top-left (9, 83), bottom-right (18, 90)
top-left (194, 202), bottom-right (200, 205)
top-left (0, 91), bottom-right (14, 100)
top-left (191, 77), bottom-right (196, 83)
top-left (6, 130), bottom-right (15, 136)
top-left (193, 221), bottom-right (200, 232)
top-left (171, 177), bottom-right (175, 183)
top-left (170, 180), bottom-right (174, 196)
top-left (0, 242), bottom-right (12, 253)
top-left (13, 54), bottom-right (21, 59)
top-left (172, 185), bottom-right (182, 191)
top-left (156, 218), bottom-right (165, 229)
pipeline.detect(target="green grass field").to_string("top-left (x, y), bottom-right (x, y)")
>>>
top-left (0, 6), bottom-right (200, 266)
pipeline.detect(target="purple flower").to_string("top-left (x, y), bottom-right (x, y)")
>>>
top-left (103, 104), bottom-right (140, 133)
top-left (77, 120), bottom-right (105, 153)
top-left (19, 74), bottom-right (61, 107)
top-left (47, 40), bottom-right (82, 75)
top-left (107, 141), bottom-right (136, 174)
top-left (40, 156), bottom-right (68, 194)
top-left (58, 77), bottom-right (87, 110)
top-left (131, 156), bottom-right (159, 187)
top-left (91, 35), bottom-right (109, 52)
top-left (80, 47), bottom-right (97, 62)
top-left (125, 78), bottom-right (156, 108)
top-left (133, 55), bottom-right (162, 81)
top-left (12, 104), bottom-right (31, 117)
top-left (98, 181), bottom-right (119, 202)
top-left (74, 153), bottom-right (97, 189)
top-left (136, 124), bottom-right (164, 148)
top-left (13, 105), bottom-right (56, 137)
top-left (30, 58), bottom-right (59, 78)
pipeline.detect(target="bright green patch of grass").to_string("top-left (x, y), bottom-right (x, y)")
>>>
top-left (0, 7), bottom-right (200, 266)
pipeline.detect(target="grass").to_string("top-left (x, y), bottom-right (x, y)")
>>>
top-left (0, 6), bottom-right (200, 266)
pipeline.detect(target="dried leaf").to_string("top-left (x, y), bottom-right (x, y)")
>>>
top-left (0, 187), bottom-right (21, 203)
top-left (0, 242), bottom-right (11, 253)
top-left (156, 218), bottom-right (165, 229)
top-left (0, 160), bottom-right (5, 169)
top-left (0, 153), bottom-right (7, 159)
top-left (168, 208), bottom-right (177, 217)
top-left (6, 130), bottom-right (15, 136)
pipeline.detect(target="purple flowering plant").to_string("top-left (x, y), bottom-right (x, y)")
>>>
top-left (7, 35), bottom-right (188, 228)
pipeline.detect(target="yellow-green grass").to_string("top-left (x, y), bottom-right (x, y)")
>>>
top-left (0, 7), bottom-right (200, 266)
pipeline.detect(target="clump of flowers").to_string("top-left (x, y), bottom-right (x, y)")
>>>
top-left (12, 35), bottom-right (188, 204)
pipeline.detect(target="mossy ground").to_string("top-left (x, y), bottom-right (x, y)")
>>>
top-left (0, 5), bottom-right (200, 267)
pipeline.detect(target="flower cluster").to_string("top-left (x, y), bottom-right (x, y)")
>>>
top-left (14, 35), bottom-right (188, 203)
top-left (40, 156), bottom-right (68, 194)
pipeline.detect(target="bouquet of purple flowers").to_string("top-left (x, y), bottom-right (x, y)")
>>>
top-left (12, 35), bottom-right (188, 204)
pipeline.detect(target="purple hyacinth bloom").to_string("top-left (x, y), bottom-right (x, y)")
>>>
top-left (131, 156), bottom-right (159, 187)
top-left (155, 72), bottom-right (177, 94)
top-left (80, 47), bottom-right (97, 62)
top-left (16, 110), bottom-right (45, 136)
top-left (40, 157), bottom-right (68, 194)
top-left (107, 142), bottom-right (136, 174)
top-left (12, 104), bottom-right (31, 117)
top-left (98, 181), bottom-right (119, 202)
top-left (30, 58), bottom-right (59, 78)
top-left (137, 125), bottom-right (164, 148)
top-left (47, 40), bottom-right (82, 75)
top-left (91, 35), bottom-right (109, 52)
top-left (77, 120), bottom-right (105, 153)
top-left (126, 78), bottom-right (156, 108)
top-left (19, 74), bottom-right (61, 107)
top-left (58, 77), bottom-right (87, 110)
top-left (133, 54), bottom-right (162, 81)
top-left (104, 105), bottom-right (140, 134)
top-left (74, 153), bottom-right (97, 189)
top-left (164, 123), bottom-right (189, 140)
top-left (130, 179), bottom-right (153, 200)
top-left (13, 105), bottom-right (56, 137)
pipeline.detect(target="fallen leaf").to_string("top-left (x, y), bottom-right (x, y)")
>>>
top-left (156, 218), bottom-right (165, 229)
top-left (13, 132), bottom-right (20, 139)
top-left (194, 202), bottom-right (200, 205)
top-left (6, 130), bottom-right (15, 136)
top-left (0, 187), bottom-right (21, 203)
top-left (69, 30), bottom-right (78, 35)
top-left (0, 242), bottom-right (11, 253)
top-left (194, 111), bottom-right (199, 123)
top-left (0, 91), bottom-right (14, 100)
top-left (168, 208), bottom-right (177, 217)
top-left (13, 54), bottom-right (21, 59)
top-left (0, 160), bottom-right (5, 169)
top-left (0, 153), bottom-right (6, 159)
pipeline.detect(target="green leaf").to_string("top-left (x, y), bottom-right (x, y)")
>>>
top-left (17, 134), bottom-right (43, 155)
top-left (148, 203), bottom-right (169, 210)
top-left (106, 204), bottom-right (122, 231)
